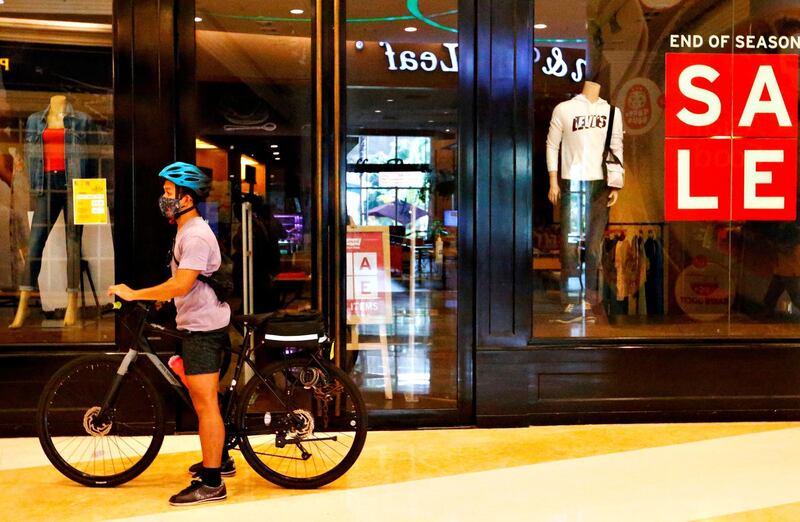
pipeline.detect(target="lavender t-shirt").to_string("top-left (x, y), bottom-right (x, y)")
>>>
top-left (171, 216), bottom-right (231, 331)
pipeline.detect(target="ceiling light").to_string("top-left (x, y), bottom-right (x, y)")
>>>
top-left (290, 9), bottom-right (304, 15)
top-left (273, 151), bottom-right (280, 155)
top-left (427, 120), bottom-right (434, 123)
top-left (445, 128), bottom-right (451, 132)
top-left (194, 16), bottom-right (203, 22)
top-left (534, 23), bottom-right (547, 30)
top-left (270, 144), bottom-right (279, 149)
top-left (374, 109), bottom-right (382, 113)
top-left (404, 26), bottom-right (417, 32)
top-left (386, 98), bottom-right (394, 102)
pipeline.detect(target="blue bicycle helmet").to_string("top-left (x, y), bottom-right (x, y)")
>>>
top-left (158, 161), bottom-right (211, 199)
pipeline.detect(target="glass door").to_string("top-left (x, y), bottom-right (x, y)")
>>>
top-left (343, 1), bottom-right (461, 413)
top-left (193, 0), bottom-right (314, 319)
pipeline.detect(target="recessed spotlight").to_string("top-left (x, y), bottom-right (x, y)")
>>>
top-left (445, 128), bottom-right (451, 132)
top-left (404, 26), bottom-right (417, 32)
top-left (427, 120), bottom-right (434, 123)
top-left (534, 23), bottom-right (547, 30)
top-left (273, 151), bottom-right (280, 155)
top-left (374, 109), bottom-right (382, 113)
top-left (270, 144), bottom-right (278, 149)
top-left (386, 99), bottom-right (394, 102)
top-left (290, 9), bottom-right (304, 15)
top-left (194, 16), bottom-right (203, 22)
top-left (355, 40), bottom-right (365, 51)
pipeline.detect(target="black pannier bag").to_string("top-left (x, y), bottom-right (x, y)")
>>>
top-left (255, 310), bottom-right (328, 350)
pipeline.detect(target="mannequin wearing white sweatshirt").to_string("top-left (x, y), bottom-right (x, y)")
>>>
top-left (545, 81), bottom-right (624, 314)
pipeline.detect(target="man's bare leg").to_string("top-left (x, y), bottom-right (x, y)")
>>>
top-left (186, 373), bottom-right (224, 469)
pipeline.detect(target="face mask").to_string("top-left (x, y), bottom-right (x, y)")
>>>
top-left (159, 195), bottom-right (182, 221)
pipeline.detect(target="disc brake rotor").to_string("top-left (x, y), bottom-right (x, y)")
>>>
top-left (291, 409), bottom-right (315, 438)
top-left (83, 406), bottom-right (112, 437)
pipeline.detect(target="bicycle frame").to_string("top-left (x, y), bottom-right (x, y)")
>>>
top-left (97, 301), bottom-right (318, 438)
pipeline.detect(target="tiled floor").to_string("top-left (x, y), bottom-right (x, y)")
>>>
top-left (9, 422), bottom-right (800, 521)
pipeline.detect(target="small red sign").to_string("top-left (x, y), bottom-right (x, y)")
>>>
top-left (664, 138), bottom-right (731, 222)
top-left (732, 138), bottom-right (797, 221)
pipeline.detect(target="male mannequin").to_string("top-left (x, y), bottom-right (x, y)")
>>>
top-left (545, 81), bottom-right (624, 322)
top-left (11, 95), bottom-right (90, 328)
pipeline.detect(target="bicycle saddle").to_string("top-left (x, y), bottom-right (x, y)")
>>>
top-left (232, 312), bottom-right (274, 334)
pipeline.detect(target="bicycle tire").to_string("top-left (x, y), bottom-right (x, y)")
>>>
top-left (237, 356), bottom-right (368, 489)
top-left (37, 354), bottom-right (166, 487)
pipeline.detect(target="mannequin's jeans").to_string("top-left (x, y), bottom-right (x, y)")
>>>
top-left (20, 170), bottom-right (82, 293)
top-left (559, 179), bottom-right (610, 306)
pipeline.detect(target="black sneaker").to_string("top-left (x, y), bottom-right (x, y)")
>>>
top-left (169, 479), bottom-right (227, 506)
top-left (188, 456), bottom-right (236, 477)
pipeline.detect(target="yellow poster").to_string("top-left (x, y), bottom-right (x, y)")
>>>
top-left (72, 178), bottom-right (108, 225)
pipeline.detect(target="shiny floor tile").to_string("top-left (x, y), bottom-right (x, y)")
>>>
top-left (7, 423), bottom-right (800, 521)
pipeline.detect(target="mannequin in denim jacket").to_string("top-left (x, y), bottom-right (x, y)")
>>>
top-left (11, 95), bottom-right (92, 328)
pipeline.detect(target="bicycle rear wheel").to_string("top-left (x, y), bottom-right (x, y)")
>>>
top-left (238, 356), bottom-right (367, 489)
top-left (37, 355), bottom-right (165, 487)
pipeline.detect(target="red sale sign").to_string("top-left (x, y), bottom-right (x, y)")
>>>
top-left (665, 53), bottom-right (798, 221)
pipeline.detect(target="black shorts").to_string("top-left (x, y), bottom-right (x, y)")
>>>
top-left (182, 328), bottom-right (230, 376)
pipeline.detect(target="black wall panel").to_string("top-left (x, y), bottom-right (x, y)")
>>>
top-left (472, 0), bottom-right (533, 349)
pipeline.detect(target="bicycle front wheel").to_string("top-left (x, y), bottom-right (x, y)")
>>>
top-left (37, 355), bottom-right (165, 487)
top-left (238, 356), bottom-right (368, 489)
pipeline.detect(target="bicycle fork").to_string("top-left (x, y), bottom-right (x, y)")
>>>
top-left (93, 348), bottom-right (139, 426)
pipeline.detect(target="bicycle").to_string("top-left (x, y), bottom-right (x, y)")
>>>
top-left (36, 301), bottom-right (368, 489)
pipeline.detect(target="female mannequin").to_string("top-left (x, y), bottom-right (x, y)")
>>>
top-left (11, 95), bottom-right (85, 328)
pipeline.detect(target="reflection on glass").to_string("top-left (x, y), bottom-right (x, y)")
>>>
top-left (195, 1), bottom-right (313, 316)
top-left (0, 2), bottom-right (114, 343)
top-left (345, 1), bottom-right (458, 410)
top-left (532, 0), bottom-right (800, 339)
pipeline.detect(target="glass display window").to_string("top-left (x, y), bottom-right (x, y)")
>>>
top-left (532, 0), bottom-right (800, 340)
top-left (0, 2), bottom-right (115, 344)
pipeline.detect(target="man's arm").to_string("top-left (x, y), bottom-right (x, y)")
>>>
top-left (108, 269), bottom-right (201, 301)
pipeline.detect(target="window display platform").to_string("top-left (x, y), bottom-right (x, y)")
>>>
top-left (5, 423), bottom-right (800, 520)
top-left (0, 307), bottom-right (115, 345)
top-left (532, 312), bottom-right (800, 340)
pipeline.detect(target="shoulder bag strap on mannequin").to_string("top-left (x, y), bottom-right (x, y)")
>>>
top-left (602, 105), bottom-right (622, 182)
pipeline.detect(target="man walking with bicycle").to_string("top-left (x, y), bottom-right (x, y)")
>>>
top-left (108, 162), bottom-right (232, 506)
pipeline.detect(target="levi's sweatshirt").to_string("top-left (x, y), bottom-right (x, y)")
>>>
top-left (546, 94), bottom-right (624, 183)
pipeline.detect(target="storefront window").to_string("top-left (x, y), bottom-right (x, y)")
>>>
top-left (194, 1), bottom-right (313, 316)
top-left (345, 1), bottom-right (459, 409)
top-left (533, 0), bottom-right (800, 339)
top-left (0, 3), bottom-right (115, 344)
